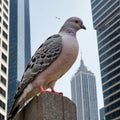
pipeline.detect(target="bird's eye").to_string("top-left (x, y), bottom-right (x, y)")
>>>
top-left (75, 20), bottom-right (79, 23)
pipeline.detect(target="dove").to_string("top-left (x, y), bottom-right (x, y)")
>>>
top-left (8, 17), bottom-right (86, 120)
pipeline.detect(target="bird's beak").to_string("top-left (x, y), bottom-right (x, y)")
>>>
top-left (81, 24), bottom-right (86, 30)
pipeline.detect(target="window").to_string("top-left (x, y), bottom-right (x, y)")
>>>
top-left (0, 87), bottom-right (6, 97)
top-left (100, 45), bottom-right (119, 62)
top-left (101, 60), bottom-right (119, 76)
top-left (94, 3), bottom-right (119, 27)
top-left (2, 52), bottom-right (7, 62)
top-left (104, 84), bottom-right (120, 98)
top-left (98, 22), bottom-right (119, 42)
top-left (99, 37), bottom-right (119, 55)
top-left (102, 68), bottom-right (120, 83)
top-left (0, 113), bottom-right (4, 120)
top-left (0, 100), bottom-right (5, 110)
top-left (3, 20), bottom-right (8, 29)
top-left (3, 12), bottom-right (8, 21)
top-left (0, 76), bottom-right (6, 86)
top-left (101, 53), bottom-right (119, 70)
top-left (3, 4), bottom-right (8, 13)
top-left (2, 41), bottom-right (7, 51)
top-left (106, 110), bottom-right (120, 120)
top-left (4, 0), bottom-right (8, 5)
top-left (103, 76), bottom-right (119, 91)
top-left (0, 16), bottom-right (1, 23)
top-left (1, 64), bottom-right (7, 74)
top-left (105, 101), bottom-right (120, 113)
top-left (104, 92), bottom-right (120, 105)
top-left (2, 30), bottom-right (8, 39)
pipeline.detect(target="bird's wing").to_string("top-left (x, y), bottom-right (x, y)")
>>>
top-left (15, 34), bottom-right (62, 99)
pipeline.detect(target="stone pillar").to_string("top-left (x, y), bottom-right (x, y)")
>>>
top-left (16, 92), bottom-right (77, 120)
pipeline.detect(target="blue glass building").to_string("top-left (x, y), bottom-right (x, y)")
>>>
top-left (71, 59), bottom-right (98, 120)
top-left (8, 0), bottom-right (31, 114)
top-left (90, 0), bottom-right (120, 119)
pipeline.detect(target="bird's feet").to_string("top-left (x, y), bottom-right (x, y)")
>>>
top-left (40, 85), bottom-right (63, 94)
top-left (40, 85), bottom-right (51, 93)
top-left (51, 88), bottom-right (63, 94)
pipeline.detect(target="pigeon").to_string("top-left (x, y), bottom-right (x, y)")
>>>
top-left (8, 17), bottom-right (86, 120)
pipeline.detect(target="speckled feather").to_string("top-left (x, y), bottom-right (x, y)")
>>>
top-left (15, 34), bottom-right (62, 99)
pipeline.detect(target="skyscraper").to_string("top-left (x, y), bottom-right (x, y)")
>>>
top-left (0, 0), bottom-right (10, 119)
top-left (90, 0), bottom-right (120, 119)
top-left (8, 0), bottom-right (31, 114)
top-left (71, 58), bottom-right (98, 120)
top-left (100, 107), bottom-right (106, 120)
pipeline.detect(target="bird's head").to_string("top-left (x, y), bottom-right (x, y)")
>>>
top-left (59, 17), bottom-right (86, 34)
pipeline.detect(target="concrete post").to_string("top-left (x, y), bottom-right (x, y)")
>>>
top-left (16, 92), bottom-right (77, 120)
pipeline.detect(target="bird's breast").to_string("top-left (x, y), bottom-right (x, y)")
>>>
top-left (33, 35), bottom-right (79, 89)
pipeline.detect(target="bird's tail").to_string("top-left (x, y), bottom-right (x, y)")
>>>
top-left (7, 100), bottom-right (20, 120)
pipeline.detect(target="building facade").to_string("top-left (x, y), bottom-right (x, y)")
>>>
top-left (100, 107), bottom-right (106, 120)
top-left (90, 0), bottom-right (120, 119)
top-left (8, 0), bottom-right (31, 114)
top-left (71, 59), bottom-right (98, 120)
top-left (0, 0), bottom-right (9, 119)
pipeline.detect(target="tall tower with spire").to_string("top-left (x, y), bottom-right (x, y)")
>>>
top-left (71, 58), bottom-right (98, 120)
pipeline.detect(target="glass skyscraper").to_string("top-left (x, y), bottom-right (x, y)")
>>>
top-left (71, 59), bottom-right (98, 120)
top-left (8, 0), bottom-right (31, 114)
top-left (90, 0), bottom-right (120, 120)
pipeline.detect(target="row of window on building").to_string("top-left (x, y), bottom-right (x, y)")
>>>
top-left (0, 0), bottom-right (8, 119)
top-left (0, 16), bottom-right (8, 39)
top-left (0, 0), bottom-right (9, 22)
top-left (0, 4), bottom-right (8, 13)
top-left (0, 0), bottom-right (8, 6)
top-left (0, 75), bottom-right (6, 118)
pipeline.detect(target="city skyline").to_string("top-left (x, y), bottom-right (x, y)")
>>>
top-left (1, 0), bottom-right (104, 119)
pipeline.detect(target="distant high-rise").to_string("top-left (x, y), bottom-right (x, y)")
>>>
top-left (100, 107), bottom-right (106, 120)
top-left (0, 0), bottom-right (10, 119)
top-left (8, 0), bottom-right (31, 114)
top-left (71, 58), bottom-right (98, 120)
top-left (90, 0), bottom-right (120, 119)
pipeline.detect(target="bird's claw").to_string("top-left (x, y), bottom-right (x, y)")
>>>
top-left (40, 85), bottom-right (63, 94)
top-left (51, 88), bottom-right (63, 94)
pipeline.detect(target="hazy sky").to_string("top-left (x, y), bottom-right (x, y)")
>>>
top-left (29, 0), bottom-right (104, 111)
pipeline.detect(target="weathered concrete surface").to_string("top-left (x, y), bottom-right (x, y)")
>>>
top-left (16, 92), bottom-right (77, 120)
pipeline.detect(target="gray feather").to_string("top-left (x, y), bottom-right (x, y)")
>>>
top-left (15, 34), bottom-right (62, 99)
